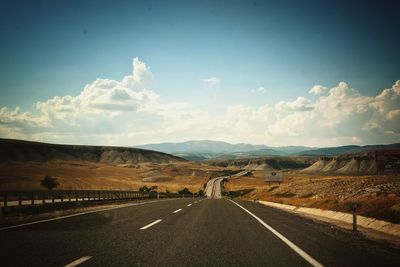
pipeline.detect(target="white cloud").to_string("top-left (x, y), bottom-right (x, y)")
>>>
top-left (267, 112), bottom-right (315, 137)
top-left (351, 136), bottom-right (362, 144)
top-left (386, 109), bottom-right (400, 120)
top-left (203, 77), bottom-right (221, 87)
top-left (0, 106), bottom-right (50, 128)
top-left (0, 57), bottom-right (399, 147)
top-left (35, 58), bottom-right (157, 125)
top-left (252, 87), bottom-right (266, 93)
top-left (309, 85), bottom-right (328, 95)
top-left (276, 96), bottom-right (313, 111)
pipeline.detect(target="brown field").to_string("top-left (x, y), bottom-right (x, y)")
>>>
top-left (0, 161), bottom-right (234, 193)
top-left (225, 171), bottom-right (400, 223)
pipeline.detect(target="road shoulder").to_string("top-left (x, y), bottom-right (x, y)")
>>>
top-left (256, 199), bottom-right (400, 248)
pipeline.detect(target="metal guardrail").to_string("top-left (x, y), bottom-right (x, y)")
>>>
top-left (0, 190), bottom-right (193, 208)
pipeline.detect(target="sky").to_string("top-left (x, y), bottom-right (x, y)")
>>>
top-left (0, 0), bottom-right (399, 147)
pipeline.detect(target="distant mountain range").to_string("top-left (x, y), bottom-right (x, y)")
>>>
top-left (135, 140), bottom-right (313, 160)
top-left (135, 140), bottom-right (400, 160)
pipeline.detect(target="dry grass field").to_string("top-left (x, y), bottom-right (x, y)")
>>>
top-left (0, 161), bottom-right (232, 193)
top-left (225, 171), bottom-right (400, 223)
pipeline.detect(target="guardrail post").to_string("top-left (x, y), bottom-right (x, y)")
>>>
top-left (42, 191), bottom-right (45, 204)
top-left (4, 192), bottom-right (7, 208)
top-left (61, 191), bottom-right (63, 202)
top-left (18, 192), bottom-right (22, 206)
top-left (52, 191), bottom-right (55, 203)
top-left (352, 204), bottom-right (357, 231)
top-left (31, 191), bottom-right (34, 205)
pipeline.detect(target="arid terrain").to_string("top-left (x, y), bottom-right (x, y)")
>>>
top-left (0, 160), bottom-right (232, 193)
top-left (225, 170), bottom-right (400, 223)
top-left (0, 139), bottom-right (233, 193)
top-left (1, 139), bottom-right (399, 224)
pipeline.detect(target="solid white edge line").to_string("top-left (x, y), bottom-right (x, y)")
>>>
top-left (0, 198), bottom-right (177, 231)
top-left (64, 256), bottom-right (92, 267)
top-left (187, 204), bottom-right (192, 206)
top-left (173, 208), bottom-right (182, 213)
top-left (140, 219), bottom-right (162, 230)
top-left (229, 200), bottom-right (324, 267)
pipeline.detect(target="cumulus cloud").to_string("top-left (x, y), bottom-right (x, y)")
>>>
top-left (309, 85), bottom-right (328, 94)
top-left (276, 96), bottom-right (314, 111)
top-left (35, 58), bottom-right (157, 125)
top-left (0, 107), bottom-right (50, 127)
top-left (0, 57), bottom-right (399, 147)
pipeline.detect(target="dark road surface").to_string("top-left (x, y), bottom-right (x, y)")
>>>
top-left (1, 198), bottom-right (400, 267)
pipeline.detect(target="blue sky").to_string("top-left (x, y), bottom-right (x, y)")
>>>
top-left (0, 0), bottom-right (399, 146)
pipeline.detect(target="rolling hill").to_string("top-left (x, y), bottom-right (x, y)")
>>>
top-left (297, 143), bottom-right (400, 156)
top-left (0, 139), bottom-right (186, 164)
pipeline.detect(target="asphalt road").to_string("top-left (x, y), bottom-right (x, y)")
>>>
top-left (205, 176), bottom-right (226, 199)
top-left (1, 198), bottom-right (400, 267)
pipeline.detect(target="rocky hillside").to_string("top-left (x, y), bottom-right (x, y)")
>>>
top-left (0, 139), bottom-right (186, 164)
top-left (301, 157), bottom-right (376, 174)
top-left (301, 150), bottom-right (400, 174)
top-left (207, 157), bottom-right (314, 171)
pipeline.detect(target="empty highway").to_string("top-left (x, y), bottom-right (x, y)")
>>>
top-left (1, 197), bottom-right (400, 267)
top-left (205, 176), bottom-right (227, 199)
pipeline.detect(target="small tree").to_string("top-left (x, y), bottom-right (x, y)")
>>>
top-left (40, 175), bottom-right (59, 190)
top-left (178, 187), bottom-right (192, 195)
top-left (139, 185), bottom-right (150, 192)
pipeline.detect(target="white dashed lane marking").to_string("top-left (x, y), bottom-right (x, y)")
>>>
top-left (140, 219), bottom-right (162, 230)
top-left (64, 256), bottom-right (92, 267)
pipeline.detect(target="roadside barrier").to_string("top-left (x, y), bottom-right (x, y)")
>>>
top-left (0, 190), bottom-right (193, 209)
